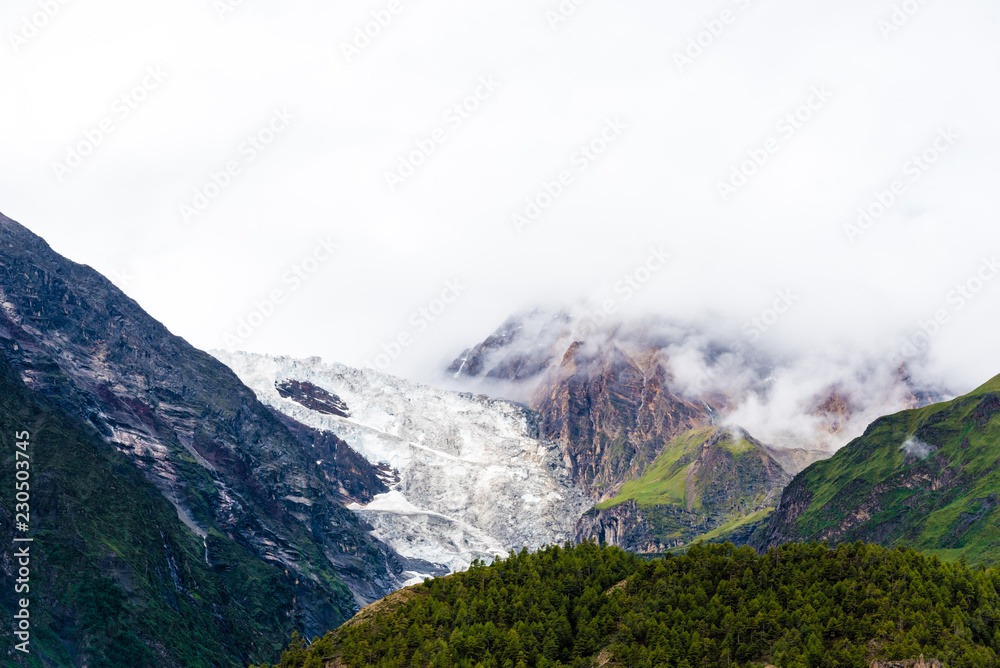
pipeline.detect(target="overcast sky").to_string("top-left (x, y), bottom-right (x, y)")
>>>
top-left (2, 0), bottom-right (999, 389)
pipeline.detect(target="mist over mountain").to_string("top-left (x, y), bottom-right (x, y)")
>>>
top-left (6, 0), bottom-right (999, 400)
top-left (5, 1), bottom-right (1000, 665)
top-left (443, 308), bottom-right (950, 457)
top-left (756, 372), bottom-right (1000, 567)
top-left (1, 209), bottom-right (997, 667)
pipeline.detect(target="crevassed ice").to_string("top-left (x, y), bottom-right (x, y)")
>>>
top-left (213, 350), bottom-right (592, 574)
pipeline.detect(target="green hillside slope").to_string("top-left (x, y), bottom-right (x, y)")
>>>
top-left (758, 374), bottom-right (1000, 566)
top-left (577, 427), bottom-right (789, 550)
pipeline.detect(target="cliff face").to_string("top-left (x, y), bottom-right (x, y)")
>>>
top-left (531, 341), bottom-right (713, 499)
top-left (753, 472), bottom-right (815, 550)
top-left (0, 213), bottom-right (417, 665)
top-left (449, 314), bottom-right (721, 503)
top-left (869, 658), bottom-right (943, 668)
top-left (447, 311), bottom-right (572, 382)
top-left (268, 408), bottom-right (392, 505)
top-left (575, 500), bottom-right (659, 552)
top-left (755, 375), bottom-right (1000, 566)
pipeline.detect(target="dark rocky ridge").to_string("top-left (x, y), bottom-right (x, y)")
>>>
top-left (0, 212), bottom-right (428, 663)
top-left (447, 311), bottom-right (572, 382)
top-left (268, 408), bottom-right (392, 505)
top-left (276, 378), bottom-right (350, 418)
top-left (0, 347), bottom-right (298, 666)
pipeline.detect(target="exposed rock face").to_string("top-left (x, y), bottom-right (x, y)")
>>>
top-left (532, 341), bottom-right (712, 499)
top-left (684, 429), bottom-right (790, 516)
top-left (276, 378), bottom-right (351, 417)
top-left (449, 311), bottom-right (943, 478)
top-left (450, 313), bottom-right (950, 487)
top-left (269, 408), bottom-right (390, 505)
top-left (449, 311), bottom-right (950, 553)
top-left (0, 213), bottom-right (419, 649)
top-left (760, 442), bottom-right (833, 476)
top-left (752, 471), bottom-right (816, 550)
top-left (216, 351), bottom-right (594, 575)
top-left (869, 656), bottom-right (943, 668)
top-left (448, 311), bottom-right (572, 382)
top-left (808, 374), bottom-right (944, 447)
top-left (575, 501), bottom-right (660, 553)
top-left (972, 392), bottom-right (1000, 426)
top-left (811, 389), bottom-right (855, 437)
top-left (0, 346), bottom-right (269, 666)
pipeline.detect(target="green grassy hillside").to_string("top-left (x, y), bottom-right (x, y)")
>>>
top-left (758, 373), bottom-right (1000, 567)
top-left (596, 427), bottom-right (714, 509)
top-left (580, 427), bottom-right (788, 550)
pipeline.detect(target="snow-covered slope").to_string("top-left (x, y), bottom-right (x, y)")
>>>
top-left (213, 351), bottom-right (592, 575)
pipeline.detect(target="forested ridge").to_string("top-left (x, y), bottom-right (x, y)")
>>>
top-left (256, 541), bottom-right (1000, 668)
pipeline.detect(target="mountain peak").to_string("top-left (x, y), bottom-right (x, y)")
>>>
top-left (0, 213), bottom-right (418, 663)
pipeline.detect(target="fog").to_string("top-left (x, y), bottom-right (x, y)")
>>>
top-left (1, 0), bottom-right (998, 402)
top-left (437, 308), bottom-right (948, 453)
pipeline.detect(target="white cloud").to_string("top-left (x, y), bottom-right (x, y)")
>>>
top-left (0, 0), bottom-right (998, 392)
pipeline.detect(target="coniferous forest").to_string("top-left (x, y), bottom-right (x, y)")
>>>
top-left (256, 541), bottom-right (1000, 668)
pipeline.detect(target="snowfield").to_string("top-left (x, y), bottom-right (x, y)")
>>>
top-left (213, 351), bottom-right (592, 574)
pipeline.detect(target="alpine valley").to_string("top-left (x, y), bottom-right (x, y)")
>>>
top-left (1, 212), bottom-right (998, 668)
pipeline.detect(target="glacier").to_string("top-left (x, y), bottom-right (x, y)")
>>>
top-left (213, 351), bottom-right (593, 575)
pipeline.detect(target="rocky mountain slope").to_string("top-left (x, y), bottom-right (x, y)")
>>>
top-left (0, 213), bottom-right (427, 666)
top-left (447, 311), bottom-right (573, 383)
top-left (447, 310), bottom-right (946, 555)
top-left (0, 344), bottom-right (292, 666)
top-left (756, 372), bottom-right (1000, 566)
top-left (214, 351), bottom-right (593, 575)
top-left (450, 311), bottom-right (944, 487)
top-left (575, 426), bottom-right (790, 551)
top-left (531, 340), bottom-right (713, 500)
